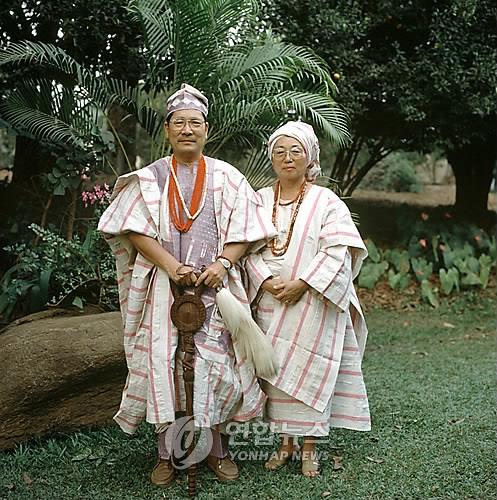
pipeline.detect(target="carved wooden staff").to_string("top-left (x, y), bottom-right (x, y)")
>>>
top-left (170, 281), bottom-right (206, 498)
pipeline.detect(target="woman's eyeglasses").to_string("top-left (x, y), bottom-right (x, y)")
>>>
top-left (272, 148), bottom-right (305, 160)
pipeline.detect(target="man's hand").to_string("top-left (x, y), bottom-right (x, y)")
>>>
top-left (128, 232), bottom-right (191, 285)
top-left (196, 261), bottom-right (227, 288)
top-left (273, 279), bottom-right (309, 305)
top-left (171, 265), bottom-right (197, 287)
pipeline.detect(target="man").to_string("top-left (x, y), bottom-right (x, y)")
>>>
top-left (98, 84), bottom-right (275, 485)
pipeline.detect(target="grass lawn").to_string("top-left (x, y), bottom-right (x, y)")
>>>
top-left (1, 292), bottom-right (495, 500)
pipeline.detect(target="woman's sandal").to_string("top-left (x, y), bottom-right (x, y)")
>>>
top-left (301, 455), bottom-right (321, 477)
top-left (264, 445), bottom-right (300, 471)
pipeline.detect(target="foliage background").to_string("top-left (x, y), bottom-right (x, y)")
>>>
top-left (263, 0), bottom-right (496, 214)
top-left (0, 3), bottom-right (494, 498)
top-left (0, 0), bottom-right (495, 315)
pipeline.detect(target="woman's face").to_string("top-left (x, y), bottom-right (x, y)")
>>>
top-left (271, 136), bottom-right (308, 183)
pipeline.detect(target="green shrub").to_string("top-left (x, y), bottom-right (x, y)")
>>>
top-left (383, 157), bottom-right (422, 193)
top-left (0, 221), bottom-right (117, 322)
top-left (359, 152), bottom-right (422, 193)
top-left (358, 220), bottom-right (496, 307)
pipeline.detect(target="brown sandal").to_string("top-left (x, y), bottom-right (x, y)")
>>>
top-left (265, 445), bottom-right (300, 471)
top-left (301, 452), bottom-right (320, 477)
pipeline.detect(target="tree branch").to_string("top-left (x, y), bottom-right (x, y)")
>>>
top-left (344, 145), bottom-right (393, 196)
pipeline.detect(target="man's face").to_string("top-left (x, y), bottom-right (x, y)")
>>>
top-left (165, 109), bottom-right (208, 158)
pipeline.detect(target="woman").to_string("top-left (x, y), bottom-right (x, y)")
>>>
top-left (244, 121), bottom-right (371, 477)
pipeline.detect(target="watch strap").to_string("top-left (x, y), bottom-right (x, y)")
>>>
top-left (217, 256), bottom-right (232, 270)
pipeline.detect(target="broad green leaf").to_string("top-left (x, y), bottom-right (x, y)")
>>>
top-left (39, 269), bottom-right (52, 306)
top-left (421, 279), bottom-right (439, 308)
top-left (460, 271), bottom-right (481, 287)
top-left (466, 256), bottom-right (480, 274)
top-left (387, 269), bottom-right (399, 289)
top-left (358, 261), bottom-right (388, 289)
top-left (478, 255), bottom-right (493, 289)
top-left (364, 239), bottom-right (381, 263)
top-left (453, 258), bottom-right (467, 274)
top-left (72, 296), bottom-right (84, 309)
top-left (439, 268), bottom-right (459, 295)
top-left (53, 184), bottom-right (66, 196)
top-left (411, 257), bottom-right (433, 283)
top-left (441, 244), bottom-right (455, 269)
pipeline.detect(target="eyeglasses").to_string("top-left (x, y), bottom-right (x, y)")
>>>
top-left (170, 118), bottom-right (206, 131)
top-left (272, 148), bottom-right (305, 160)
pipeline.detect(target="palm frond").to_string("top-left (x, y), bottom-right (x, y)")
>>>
top-left (0, 0), bottom-right (350, 171)
top-left (216, 38), bottom-right (336, 94)
top-left (238, 146), bottom-right (274, 189)
top-left (0, 100), bottom-right (86, 148)
top-left (0, 76), bottom-right (105, 149)
top-left (208, 91), bottom-right (349, 150)
top-left (0, 41), bottom-right (164, 139)
top-left (0, 41), bottom-right (142, 109)
top-left (207, 0), bottom-right (258, 43)
top-left (128, 0), bottom-right (175, 58)
top-left (264, 91), bottom-right (350, 146)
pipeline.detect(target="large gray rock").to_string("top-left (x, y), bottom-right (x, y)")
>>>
top-left (0, 311), bottom-right (126, 449)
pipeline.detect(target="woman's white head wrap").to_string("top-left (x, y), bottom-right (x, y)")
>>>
top-left (267, 121), bottom-right (321, 181)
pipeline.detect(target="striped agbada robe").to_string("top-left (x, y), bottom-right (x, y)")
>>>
top-left (245, 184), bottom-right (371, 436)
top-left (98, 156), bottom-right (276, 434)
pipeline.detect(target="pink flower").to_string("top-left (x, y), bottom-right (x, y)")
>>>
top-left (81, 184), bottom-right (111, 207)
top-left (419, 238), bottom-right (427, 248)
top-left (81, 191), bottom-right (90, 208)
top-left (421, 212), bottom-right (429, 221)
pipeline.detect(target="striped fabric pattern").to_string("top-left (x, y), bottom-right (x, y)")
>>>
top-left (262, 381), bottom-right (333, 437)
top-left (98, 157), bottom-right (276, 433)
top-left (247, 185), bottom-right (371, 433)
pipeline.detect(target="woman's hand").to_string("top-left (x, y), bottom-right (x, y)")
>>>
top-left (196, 261), bottom-right (227, 288)
top-left (273, 279), bottom-right (309, 305)
top-left (261, 277), bottom-right (282, 296)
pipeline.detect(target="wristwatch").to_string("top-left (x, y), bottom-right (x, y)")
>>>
top-left (217, 256), bottom-right (232, 270)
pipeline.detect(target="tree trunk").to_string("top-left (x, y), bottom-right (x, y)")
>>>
top-left (107, 104), bottom-right (137, 174)
top-left (447, 137), bottom-right (496, 221)
top-left (0, 137), bottom-right (53, 248)
top-left (0, 311), bottom-right (126, 449)
top-left (65, 189), bottom-right (79, 240)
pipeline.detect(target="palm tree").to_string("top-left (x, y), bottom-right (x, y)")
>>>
top-left (0, 0), bottom-right (349, 186)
